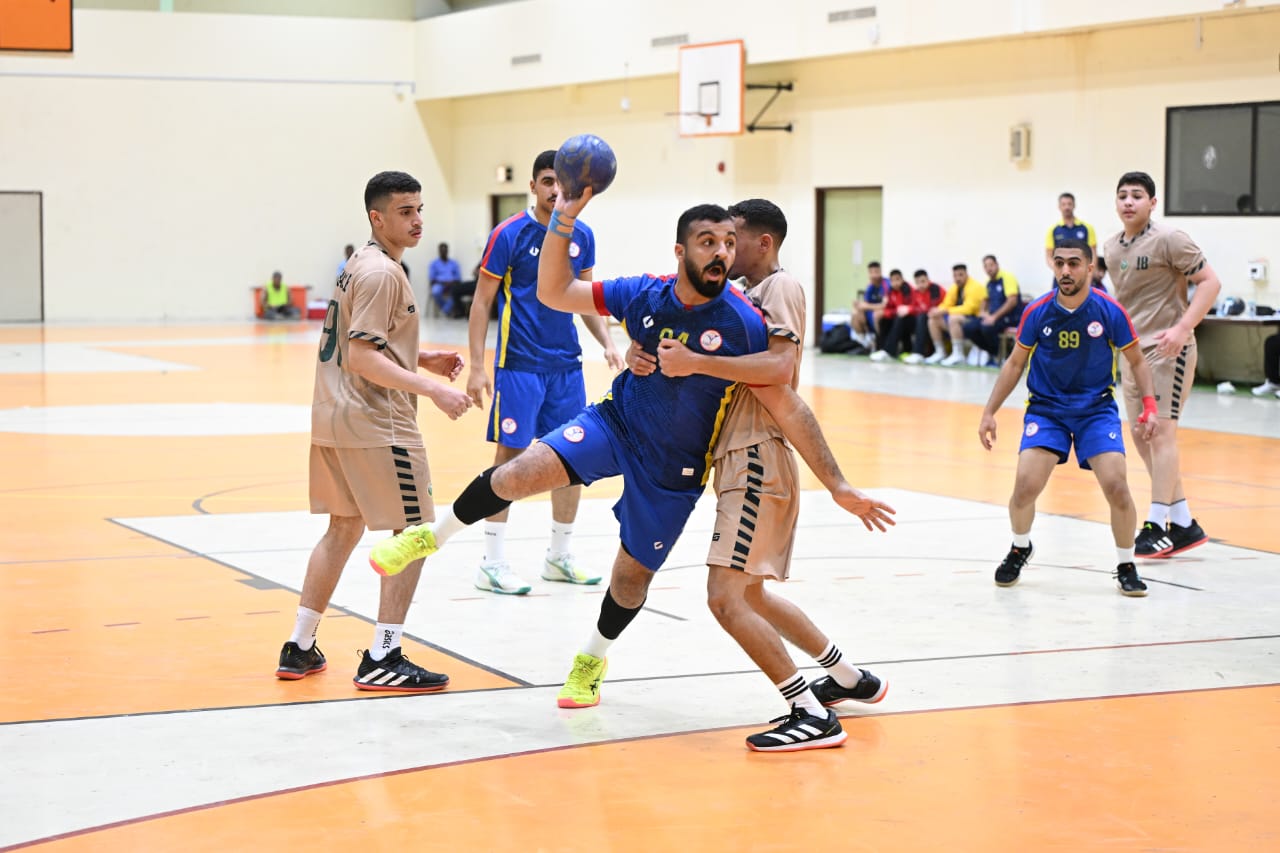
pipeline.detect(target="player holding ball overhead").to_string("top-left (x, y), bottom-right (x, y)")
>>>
top-left (979, 239), bottom-right (1159, 597)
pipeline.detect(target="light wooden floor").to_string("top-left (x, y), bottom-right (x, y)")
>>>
top-left (1, 321), bottom-right (1277, 852)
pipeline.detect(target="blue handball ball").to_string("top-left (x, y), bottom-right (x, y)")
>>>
top-left (554, 134), bottom-right (617, 200)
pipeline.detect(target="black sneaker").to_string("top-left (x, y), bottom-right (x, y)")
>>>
top-left (994, 543), bottom-right (1033, 586)
top-left (1166, 519), bottom-right (1208, 555)
top-left (1134, 522), bottom-right (1173, 558)
top-left (745, 705), bottom-right (847, 752)
top-left (353, 647), bottom-right (449, 693)
top-left (810, 670), bottom-right (888, 707)
top-left (1115, 562), bottom-right (1148, 597)
top-left (276, 641), bottom-right (326, 680)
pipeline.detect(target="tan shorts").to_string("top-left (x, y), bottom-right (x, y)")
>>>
top-left (1120, 339), bottom-right (1197, 422)
top-left (309, 444), bottom-right (433, 532)
top-left (708, 439), bottom-right (799, 581)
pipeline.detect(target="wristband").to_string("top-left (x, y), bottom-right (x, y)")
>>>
top-left (1137, 395), bottom-right (1158, 424)
top-left (549, 210), bottom-right (576, 238)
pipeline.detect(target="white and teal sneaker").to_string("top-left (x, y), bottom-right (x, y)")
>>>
top-left (541, 551), bottom-right (601, 585)
top-left (475, 560), bottom-right (531, 595)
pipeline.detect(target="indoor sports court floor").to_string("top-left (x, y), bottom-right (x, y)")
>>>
top-left (1, 318), bottom-right (1278, 852)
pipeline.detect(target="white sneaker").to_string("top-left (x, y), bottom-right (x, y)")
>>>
top-left (967, 348), bottom-right (985, 366)
top-left (924, 351), bottom-right (946, 364)
top-left (542, 550), bottom-right (601, 585)
top-left (940, 352), bottom-right (964, 366)
top-left (869, 350), bottom-right (890, 362)
top-left (475, 560), bottom-right (531, 595)
top-left (1251, 380), bottom-right (1280, 396)
top-left (901, 353), bottom-right (925, 364)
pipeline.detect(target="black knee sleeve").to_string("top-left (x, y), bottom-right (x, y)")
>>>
top-left (452, 467), bottom-right (511, 525)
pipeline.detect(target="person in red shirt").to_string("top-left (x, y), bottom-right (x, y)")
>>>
top-left (870, 269), bottom-right (915, 361)
top-left (901, 270), bottom-right (946, 364)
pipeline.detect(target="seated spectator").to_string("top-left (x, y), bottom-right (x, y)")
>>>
top-left (450, 261), bottom-right (480, 319)
top-left (900, 269), bottom-right (946, 363)
top-left (1091, 256), bottom-right (1110, 292)
top-left (336, 244), bottom-right (355, 277)
top-left (428, 242), bottom-right (461, 316)
top-left (929, 263), bottom-right (986, 364)
top-left (1252, 331), bottom-right (1280, 398)
top-left (261, 271), bottom-right (299, 320)
top-left (962, 254), bottom-right (1022, 365)
top-left (851, 261), bottom-right (889, 351)
top-left (870, 269), bottom-right (916, 361)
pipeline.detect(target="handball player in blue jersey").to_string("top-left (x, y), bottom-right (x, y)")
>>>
top-left (465, 150), bottom-right (623, 595)
top-left (978, 240), bottom-right (1160, 597)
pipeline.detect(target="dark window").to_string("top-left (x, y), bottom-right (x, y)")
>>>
top-left (1165, 101), bottom-right (1279, 216)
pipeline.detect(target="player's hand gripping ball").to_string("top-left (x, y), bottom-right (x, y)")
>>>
top-left (554, 134), bottom-right (617, 200)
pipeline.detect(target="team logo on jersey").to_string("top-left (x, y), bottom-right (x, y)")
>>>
top-left (1087, 321), bottom-right (1104, 338)
top-left (1042, 326), bottom-right (1053, 337)
top-left (1025, 422), bottom-right (1039, 437)
top-left (569, 242), bottom-right (581, 259)
top-left (1076, 229), bottom-right (1085, 239)
top-left (501, 417), bottom-right (518, 435)
top-left (700, 330), bottom-right (724, 352)
top-left (653, 540), bottom-right (665, 551)
top-left (562, 425), bottom-right (585, 443)
top-left (1120, 260), bottom-right (1129, 271)
top-left (1109, 432), bottom-right (1117, 440)
top-left (528, 247), bottom-right (540, 257)
top-left (643, 315), bottom-right (654, 328)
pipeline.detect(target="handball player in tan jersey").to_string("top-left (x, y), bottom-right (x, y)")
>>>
top-left (1104, 171), bottom-right (1221, 559)
top-left (630, 199), bottom-right (896, 752)
top-left (275, 171), bottom-right (473, 690)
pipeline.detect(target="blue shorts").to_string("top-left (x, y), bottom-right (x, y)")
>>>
top-left (1019, 406), bottom-right (1125, 470)
top-left (487, 367), bottom-right (586, 449)
top-left (539, 406), bottom-right (702, 571)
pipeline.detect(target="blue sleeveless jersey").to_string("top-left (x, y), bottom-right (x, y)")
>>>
top-left (591, 275), bottom-right (768, 489)
top-left (479, 209), bottom-right (596, 372)
top-left (1016, 289), bottom-right (1138, 415)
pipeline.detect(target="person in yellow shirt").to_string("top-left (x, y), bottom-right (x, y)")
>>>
top-left (928, 263), bottom-right (986, 365)
top-left (262, 271), bottom-right (300, 320)
top-left (1044, 192), bottom-right (1097, 273)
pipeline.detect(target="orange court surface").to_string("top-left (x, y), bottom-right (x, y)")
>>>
top-left (1, 319), bottom-right (1278, 852)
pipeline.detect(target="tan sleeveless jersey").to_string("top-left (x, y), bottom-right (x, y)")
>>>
top-left (1103, 221), bottom-right (1207, 346)
top-left (311, 241), bottom-right (423, 448)
top-left (713, 270), bottom-right (806, 458)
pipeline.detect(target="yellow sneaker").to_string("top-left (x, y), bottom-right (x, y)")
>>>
top-left (556, 652), bottom-right (608, 708)
top-left (368, 524), bottom-right (437, 577)
top-left (541, 551), bottom-right (601, 585)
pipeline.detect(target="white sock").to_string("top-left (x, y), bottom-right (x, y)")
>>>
top-left (814, 642), bottom-right (864, 689)
top-left (483, 521), bottom-right (506, 562)
top-left (777, 673), bottom-right (826, 716)
top-left (582, 627), bottom-right (613, 660)
top-left (289, 606), bottom-right (322, 650)
top-left (550, 521), bottom-right (574, 557)
top-left (1012, 532), bottom-right (1032, 549)
top-left (432, 507), bottom-right (467, 546)
top-left (369, 623), bottom-right (402, 661)
top-left (1169, 499), bottom-right (1192, 528)
top-left (1117, 546), bottom-right (1135, 564)
top-left (1146, 503), bottom-right (1169, 526)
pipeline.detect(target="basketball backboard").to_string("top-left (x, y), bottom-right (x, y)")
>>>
top-left (677, 40), bottom-right (744, 137)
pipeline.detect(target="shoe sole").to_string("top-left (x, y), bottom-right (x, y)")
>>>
top-left (540, 573), bottom-right (603, 585)
top-left (994, 576), bottom-right (1020, 587)
top-left (1166, 535), bottom-right (1208, 556)
top-left (822, 679), bottom-right (889, 707)
top-left (476, 583), bottom-right (531, 595)
top-left (353, 678), bottom-right (449, 693)
top-left (746, 730), bottom-right (848, 752)
top-left (1117, 585), bottom-right (1149, 597)
top-left (275, 663), bottom-right (326, 680)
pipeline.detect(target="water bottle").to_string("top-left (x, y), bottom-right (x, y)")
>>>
top-left (1246, 300), bottom-right (1257, 317)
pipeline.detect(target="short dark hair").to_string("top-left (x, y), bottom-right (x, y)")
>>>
top-left (726, 198), bottom-right (787, 247)
top-left (1116, 171), bottom-right (1156, 196)
top-left (1095, 256), bottom-right (1107, 273)
top-left (889, 268), bottom-right (904, 279)
top-left (676, 203), bottom-right (732, 244)
top-left (533, 150), bottom-right (557, 179)
top-left (1054, 238), bottom-right (1093, 261)
top-left (868, 261), bottom-right (881, 270)
top-left (912, 269), bottom-right (928, 279)
top-left (364, 171), bottom-right (421, 213)
top-left (1058, 192), bottom-right (1075, 202)
top-left (983, 254), bottom-right (998, 266)
top-left (952, 263), bottom-right (967, 271)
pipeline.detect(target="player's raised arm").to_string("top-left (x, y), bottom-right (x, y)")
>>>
top-left (537, 187), bottom-right (598, 315)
